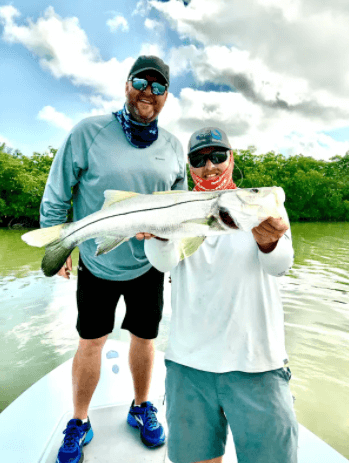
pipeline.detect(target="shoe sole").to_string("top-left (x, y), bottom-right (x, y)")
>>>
top-left (127, 415), bottom-right (165, 448)
top-left (141, 434), bottom-right (166, 448)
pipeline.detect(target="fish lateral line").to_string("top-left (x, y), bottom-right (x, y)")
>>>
top-left (61, 195), bottom-right (219, 243)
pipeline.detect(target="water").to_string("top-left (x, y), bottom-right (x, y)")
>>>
top-left (0, 224), bottom-right (348, 458)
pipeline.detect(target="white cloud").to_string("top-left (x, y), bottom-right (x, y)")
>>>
top-left (150, 0), bottom-right (349, 159)
top-left (159, 88), bottom-right (261, 155)
top-left (158, 88), bottom-right (349, 161)
top-left (107, 15), bottom-right (129, 32)
top-left (144, 18), bottom-right (163, 31)
top-left (169, 44), bottom-right (349, 123)
top-left (256, 0), bottom-right (301, 22)
top-left (0, 134), bottom-right (13, 148)
top-left (0, 6), bottom-right (134, 98)
top-left (280, 132), bottom-right (349, 160)
top-left (165, 43), bottom-right (349, 160)
top-left (37, 106), bottom-right (74, 131)
top-left (83, 96), bottom-right (124, 117)
top-left (133, 0), bottom-right (152, 17)
top-left (152, 0), bottom-right (349, 98)
top-left (139, 42), bottom-right (165, 58)
top-left (0, 4), bottom-right (20, 23)
top-left (1, 3), bottom-right (348, 160)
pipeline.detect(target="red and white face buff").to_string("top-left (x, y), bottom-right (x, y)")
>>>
top-left (190, 152), bottom-right (237, 191)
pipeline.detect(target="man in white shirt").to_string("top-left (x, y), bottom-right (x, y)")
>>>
top-left (139, 127), bottom-right (298, 463)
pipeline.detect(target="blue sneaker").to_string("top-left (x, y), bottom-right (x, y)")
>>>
top-left (127, 400), bottom-right (165, 448)
top-left (56, 418), bottom-right (94, 463)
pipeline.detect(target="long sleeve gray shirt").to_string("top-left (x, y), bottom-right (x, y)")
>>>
top-left (40, 113), bottom-right (187, 280)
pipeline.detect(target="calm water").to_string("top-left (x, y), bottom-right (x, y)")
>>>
top-left (0, 224), bottom-right (348, 458)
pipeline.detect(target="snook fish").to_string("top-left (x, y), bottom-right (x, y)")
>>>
top-left (22, 187), bottom-right (287, 277)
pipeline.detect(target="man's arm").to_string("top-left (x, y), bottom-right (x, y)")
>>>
top-left (40, 133), bottom-right (85, 228)
top-left (40, 129), bottom-right (87, 279)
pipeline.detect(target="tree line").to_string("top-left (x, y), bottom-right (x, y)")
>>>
top-left (1, 143), bottom-right (348, 227)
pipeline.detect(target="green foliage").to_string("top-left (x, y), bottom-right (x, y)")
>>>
top-left (0, 144), bottom-right (55, 227)
top-left (0, 143), bottom-right (348, 225)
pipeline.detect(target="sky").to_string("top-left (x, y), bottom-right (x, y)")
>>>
top-left (1, 0), bottom-right (349, 160)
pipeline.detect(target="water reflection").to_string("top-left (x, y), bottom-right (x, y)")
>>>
top-left (279, 223), bottom-right (349, 457)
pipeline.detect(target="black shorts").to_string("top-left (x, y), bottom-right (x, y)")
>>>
top-left (76, 257), bottom-right (164, 340)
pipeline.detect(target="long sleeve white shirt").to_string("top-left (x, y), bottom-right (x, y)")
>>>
top-left (145, 229), bottom-right (294, 373)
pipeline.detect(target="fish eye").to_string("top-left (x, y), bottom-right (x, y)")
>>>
top-left (250, 188), bottom-right (259, 193)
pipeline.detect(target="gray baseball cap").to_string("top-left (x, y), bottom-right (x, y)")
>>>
top-left (128, 55), bottom-right (170, 85)
top-left (188, 127), bottom-right (231, 155)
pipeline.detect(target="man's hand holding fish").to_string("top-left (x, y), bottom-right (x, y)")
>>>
top-left (252, 216), bottom-right (289, 252)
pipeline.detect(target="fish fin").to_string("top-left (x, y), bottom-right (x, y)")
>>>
top-left (179, 236), bottom-right (206, 260)
top-left (95, 236), bottom-right (129, 256)
top-left (207, 216), bottom-right (226, 230)
top-left (152, 190), bottom-right (187, 195)
top-left (102, 190), bottom-right (140, 209)
top-left (41, 242), bottom-right (73, 277)
top-left (182, 218), bottom-right (209, 225)
top-left (21, 224), bottom-right (66, 248)
top-left (21, 223), bottom-right (68, 248)
top-left (21, 224), bottom-right (74, 276)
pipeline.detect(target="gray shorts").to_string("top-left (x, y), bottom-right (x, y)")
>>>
top-left (165, 360), bottom-right (298, 463)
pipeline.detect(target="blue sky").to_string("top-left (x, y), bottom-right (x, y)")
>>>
top-left (1, 0), bottom-right (349, 160)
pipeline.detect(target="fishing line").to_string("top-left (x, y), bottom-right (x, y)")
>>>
top-left (234, 163), bottom-right (244, 188)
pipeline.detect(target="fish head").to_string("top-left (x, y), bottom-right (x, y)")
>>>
top-left (216, 187), bottom-right (286, 231)
top-left (236, 186), bottom-right (285, 205)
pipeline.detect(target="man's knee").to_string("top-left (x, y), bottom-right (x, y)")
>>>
top-left (130, 332), bottom-right (154, 344)
top-left (78, 334), bottom-right (109, 353)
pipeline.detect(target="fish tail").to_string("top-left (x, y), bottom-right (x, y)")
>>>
top-left (21, 224), bottom-right (74, 277)
top-left (41, 241), bottom-right (73, 277)
top-left (21, 224), bottom-right (66, 247)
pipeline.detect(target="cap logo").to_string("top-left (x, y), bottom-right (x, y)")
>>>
top-left (196, 129), bottom-right (222, 142)
top-left (211, 130), bottom-right (222, 140)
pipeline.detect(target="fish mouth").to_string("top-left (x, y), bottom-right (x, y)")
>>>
top-left (219, 210), bottom-right (239, 229)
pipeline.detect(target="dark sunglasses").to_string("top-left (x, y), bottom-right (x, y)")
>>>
top-left (189, 150), bottom-right (230, 168)
top-left (129, 77), bottom-right (168, 95)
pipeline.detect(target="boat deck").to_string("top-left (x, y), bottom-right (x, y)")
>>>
top-left (42, 401), bottom-right (169, 463)
top-left (0, 340), bottom-right (347, 463)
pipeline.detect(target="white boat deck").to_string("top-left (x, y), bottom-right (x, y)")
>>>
top-left (0, 340), bottom-right (347, 463)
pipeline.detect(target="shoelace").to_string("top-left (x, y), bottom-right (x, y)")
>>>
top-left (62, 424), bottom-right (83, 448)
top-left (144, 405), bottom-right (159, 430)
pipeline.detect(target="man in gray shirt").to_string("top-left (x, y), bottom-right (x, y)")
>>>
top-left (40, 55), bottom-right (187, 463)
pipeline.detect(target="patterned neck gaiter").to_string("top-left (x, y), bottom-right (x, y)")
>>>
top-left (190, 152), bottom-right (237, 191)
top-left (113, 105), bottom-right (158, 149)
